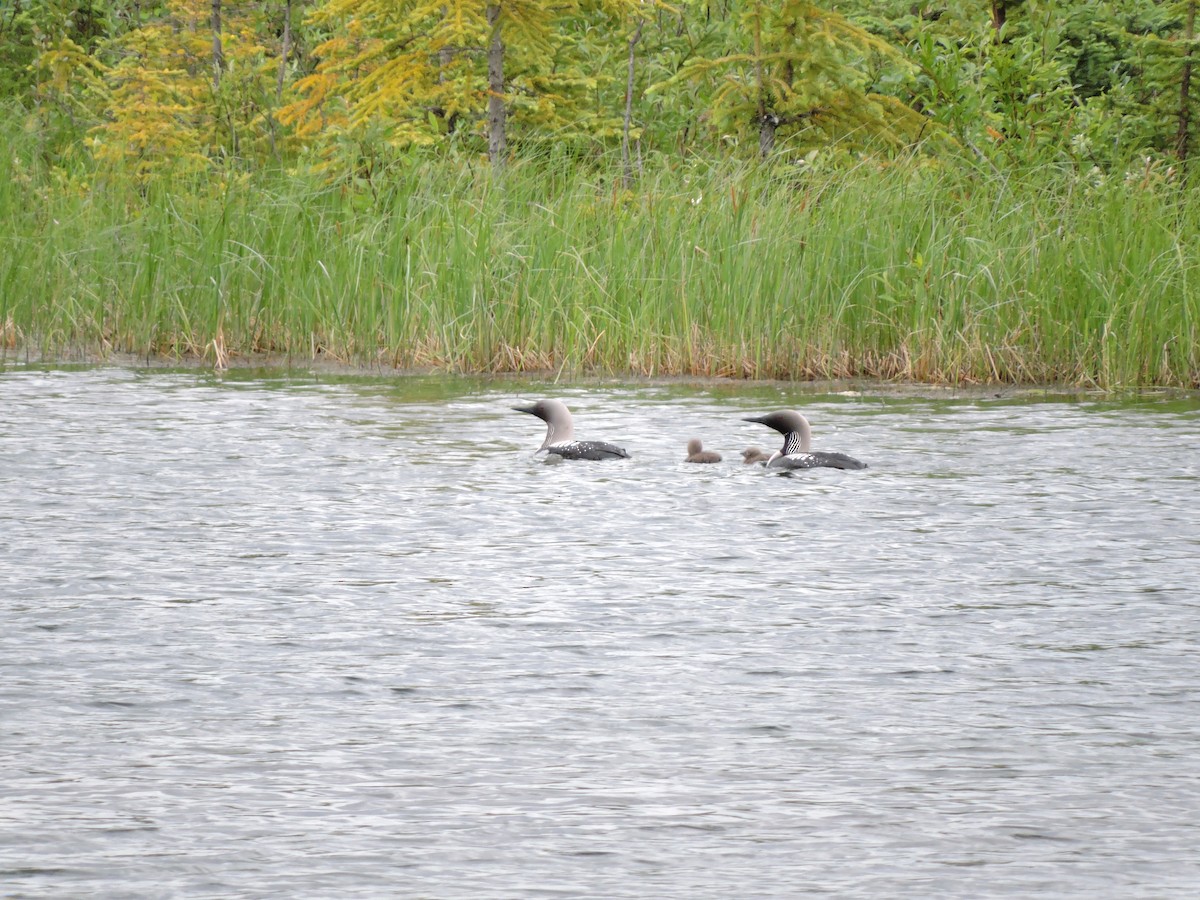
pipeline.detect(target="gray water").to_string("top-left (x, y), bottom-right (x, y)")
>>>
top-left (2, 367), bottom-right (1199, 899)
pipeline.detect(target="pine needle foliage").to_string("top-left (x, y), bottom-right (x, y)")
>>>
top-left (284, 0), bottom-right (624, 159)
top-left (651, 0), bottom-right (927, 158)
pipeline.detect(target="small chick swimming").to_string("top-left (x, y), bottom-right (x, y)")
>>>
top-left (512, 398), bottom-right (630, 460)
top-left (741, 447), bottom-right (771, 466)
top-left (685, 438), bottom-right (722, 464)
top-left (743, 410), bottom-right (867, 471)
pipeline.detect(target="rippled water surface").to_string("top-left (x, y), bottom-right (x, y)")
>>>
top-left (2, 367), bottom-right (1199, 898)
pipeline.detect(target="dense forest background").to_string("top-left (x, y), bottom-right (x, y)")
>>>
top-left (3, 0), bottom-right (1200, 177)
top-left (4, 2), bottom-right (1200, 388)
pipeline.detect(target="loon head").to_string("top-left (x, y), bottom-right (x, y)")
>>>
top-left (743, 410), bottom-right (813, 454)
top-left (686, 438), bottom-right (703, 456)
top-left (513, 398), bottom-right (576, 448)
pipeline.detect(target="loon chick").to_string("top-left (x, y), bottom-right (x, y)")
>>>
top-left (741, 446), bottom-right (771, 466)
top-left (512, 399), bottom-right (630, 460)
top-left (743, 410), bottom-right (867, 471)
top-left (685, 438), bottom-right (722, 464)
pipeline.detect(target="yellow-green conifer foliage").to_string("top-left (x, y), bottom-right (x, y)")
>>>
top-left (34, 34), bottom-right (104, 101)
top-left (286, 0), bottom-right (489, 146)
top-left (88, 16), bottom-right (207, 177)
top-left (28, 29), bottom-right (107, 163)
top-left (652, 0), bottom-right (924, 157)
top-left (283, 0), bottom-right (629, 158)
top-left (89, 0), bottom-right (278, 176)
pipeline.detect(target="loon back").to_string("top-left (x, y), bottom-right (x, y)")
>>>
top-left (546, 440), bottom-right (631, 461)
top-left (766, 449), bottom-right (867, 471)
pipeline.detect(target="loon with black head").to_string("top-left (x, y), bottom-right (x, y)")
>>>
top-left (513, 399), bottom-right (630, 461)
top-left (743, 410), bottom-right (867, 471)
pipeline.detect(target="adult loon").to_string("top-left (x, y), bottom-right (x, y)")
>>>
top-left (743, 410), bottom-right (867, 471)
top-left (513, 399), bottom-right (630, 460)
top-left (685, 438), bottom-right (722, 464)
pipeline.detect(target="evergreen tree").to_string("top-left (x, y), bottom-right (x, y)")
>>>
top-left (88, 0), bottom-right (278, 174)
top-left (284, 0), bottom-right (564, 164)
top-left (652, 0), bottom-right (924, 158)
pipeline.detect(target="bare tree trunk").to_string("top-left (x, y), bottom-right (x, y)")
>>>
top-left (276, 0), bottom-right (292, 104)
top-left (990, 1), bottom-right (1007, 33)
top-left (486, 4), bottom-right (506, 167)
top-left (621, 19), bottom-right (644, 189)
top-left (211, 0), bottom-right (225, 89)
top-left (767, 19), bottom-right (798, 161)
top-left (262, 0), bottom-right (293, 159)
top-left (437, 6), bottom-right (454, 85)
top-left (438, 42), bottom-right (459, 134)
top-left (1178, 0), bottom-right (1197, 164)
top-left (759, 113), bottom-right (777, 158)
top-left (752, 2), bottom-right (770, 160)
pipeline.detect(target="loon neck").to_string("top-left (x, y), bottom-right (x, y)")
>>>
top-left (536, 401), bottom-right (575, 448)
top-left (542, 419), bottom-right (574, 448)
top-left (782, 427), bottom-right (811, 455)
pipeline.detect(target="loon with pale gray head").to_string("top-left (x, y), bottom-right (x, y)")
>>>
top-left (743, 410), bottom-right (867, 471)
top-left (513, 399), bottom-right (630, 460)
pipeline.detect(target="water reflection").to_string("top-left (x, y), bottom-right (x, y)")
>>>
top-left (1, 367), bottom-right (1198, 898)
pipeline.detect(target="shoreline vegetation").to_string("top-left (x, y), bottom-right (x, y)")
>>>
top-left (5, 1), bottom-right (1200, 392)
top-left (3, 151), bottom-right (1199, 391)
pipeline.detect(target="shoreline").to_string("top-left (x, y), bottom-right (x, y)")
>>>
top-left (4, 348), bottom-right (1196, 402)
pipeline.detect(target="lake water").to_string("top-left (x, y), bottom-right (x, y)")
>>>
top-left (2, 367), bottom-right (1199, 898)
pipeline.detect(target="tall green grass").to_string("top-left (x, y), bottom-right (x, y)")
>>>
top-left (3, 141), bottom-right (1198, 388)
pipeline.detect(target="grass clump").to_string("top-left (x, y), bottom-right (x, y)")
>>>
top-left (3, 143), bottom-right (1199, 389)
